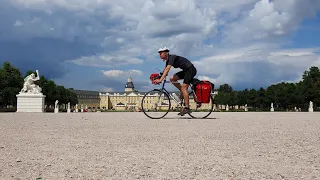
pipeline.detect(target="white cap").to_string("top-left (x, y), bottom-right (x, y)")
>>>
top-left (157, 47), bottom-right (170, 52)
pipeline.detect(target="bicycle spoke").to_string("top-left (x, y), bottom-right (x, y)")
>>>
top-left (187, 92), bottom-right (214, 118)
top-left (141, 90), bottom-right (171, 119)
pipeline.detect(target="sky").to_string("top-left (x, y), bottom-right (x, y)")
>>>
top-left (1, 0), bottom-right (320, 93)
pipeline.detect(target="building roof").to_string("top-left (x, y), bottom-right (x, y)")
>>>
top-left (70, 89), bottom-right (100, 96)
top-left (125, 82), bottom-right (134, 89)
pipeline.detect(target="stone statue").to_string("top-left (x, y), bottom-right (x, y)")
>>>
top-left (75, 104), bottom-right (79, 112)
top-left (67, 102), bottom-right (71, 113)
top-left (270, 102), bottom-right (275, 112)
top-left (309, 101), bottom-right (314, 112)
top-left (20, 70), bottom-right (42, 94)
top-left (54, 100), bottom-right (59, 113)
top-left (55, 100), bottom-right (59, 109)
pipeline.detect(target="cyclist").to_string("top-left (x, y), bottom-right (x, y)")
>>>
top-left (153, 47), bottom-right (197, 116)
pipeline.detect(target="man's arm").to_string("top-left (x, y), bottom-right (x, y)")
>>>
top-left (159, 65), bottom-right (172, 81)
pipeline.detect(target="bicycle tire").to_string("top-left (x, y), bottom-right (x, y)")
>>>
top-left (187, 92), bottom-right (214, 119)
top-left (141, 89), bottom-right (171, 119)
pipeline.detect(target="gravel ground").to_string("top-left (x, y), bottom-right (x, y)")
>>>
top-left (0, 112), bottom-right (320, 179)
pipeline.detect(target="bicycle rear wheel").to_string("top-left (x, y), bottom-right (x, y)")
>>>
top-left (187, 91), bottom-right (214, 118)
top-left (141, 89), bottom-right (171, 119)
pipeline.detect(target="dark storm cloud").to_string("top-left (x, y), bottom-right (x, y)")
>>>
top-left (0, 1), bottom-right (124, 78)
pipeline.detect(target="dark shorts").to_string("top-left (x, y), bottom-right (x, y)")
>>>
top-left (175, 65), bottom-right (197, 85)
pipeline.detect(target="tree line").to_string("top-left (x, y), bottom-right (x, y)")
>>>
top-left (0, 61), bottom-right (78, 108)
top-left (214, 66), bottom-right (320, 111)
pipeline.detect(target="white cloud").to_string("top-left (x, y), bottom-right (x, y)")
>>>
top-left (102, 69), bottom-right (143, 78)
top-left (68, 55), bottom-right (143, 68)
top-left (14, 20), bottom-right (24, 27)
top-left (223, 0), bottom-right (320, 43)
top-left (267, 48), bottom-right (320, 67)
top-left (197, 76), bottom-right (217, 84)
top-left (103, 87), bottom-right (114, 92)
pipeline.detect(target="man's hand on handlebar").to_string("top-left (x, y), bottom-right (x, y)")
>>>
top-left (153, 78), bottom-right (162, 84)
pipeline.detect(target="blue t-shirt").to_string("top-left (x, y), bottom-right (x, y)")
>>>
top-left (165, 54), bottom-right (193, 70)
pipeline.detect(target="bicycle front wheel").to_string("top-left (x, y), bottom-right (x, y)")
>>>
top-left (187, 92), bottom-right (214, 119)
top-left (141, 89), bottom-right (171, 119)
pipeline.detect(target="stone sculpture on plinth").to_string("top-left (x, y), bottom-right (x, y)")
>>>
top-left (54, 100), bottom-right (59, 113)
top-left (67, 102), bottom-right (71, 113)
top-left (75, 104), bottom-right (79, 112)
top-left (308, 101), bottom-right (313, 112)
top-left (16, 70), bottom-right (46, 112)
top-left (270, 103), bottom-right (274, 112)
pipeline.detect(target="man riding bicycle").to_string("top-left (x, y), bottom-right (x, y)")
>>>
top-left (153, 47), bottom-right (197, 116)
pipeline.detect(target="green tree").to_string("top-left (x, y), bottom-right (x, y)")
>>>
top-left (218, 83), bottom-right (233, 93)
top-left (0, 61), bottom-right (23, 106)
top-left (215, 84), bottom-right (234, 105)
top-left (237, 88), bottom-right (249, 106)
top-left (256, 87), bottom-right (267, 108)
top-left (248, 89), bottom-right (257, 108)
top-left (302, 66), bottom-right (320, 107)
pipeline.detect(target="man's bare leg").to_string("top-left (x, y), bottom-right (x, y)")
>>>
top-left (170, 75), bottom-right (181, 91)
top-left (181, 83), bottom-right (189, 107)
top-left (177, 83), bottom-right (192, 116)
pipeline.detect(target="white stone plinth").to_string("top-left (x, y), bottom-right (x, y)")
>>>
top-left (271, 108), bottom-right (274, 112)
top-left (309, 108), bottom-right (313, 112)
top-left (54, 108), bottom-right (58, 113)
top-left (67, 109), bottom-right (71, 113)
top-left (16, 93), bottom-right (46, 113)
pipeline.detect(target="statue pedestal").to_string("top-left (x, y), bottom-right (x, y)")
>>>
top-left (16, 93), bottom-right (46, 113)
top-left (308, 108), bottom-right (313, 112)
top-left (270, 108), bottom-right (274, 112)
top-left (54, 108), bottom-right (59, 113)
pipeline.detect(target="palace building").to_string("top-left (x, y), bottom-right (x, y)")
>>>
top-left (70, 89), bottom-right (100, 109)
top-left (99, 77), bottom-right (149, 111)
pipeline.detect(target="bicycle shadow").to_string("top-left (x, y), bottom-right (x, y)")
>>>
top-left (162, 117), bottom-right (218, 120)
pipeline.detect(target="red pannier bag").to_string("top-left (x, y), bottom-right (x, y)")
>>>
top-left (195, 80), bottom-right (213, 103)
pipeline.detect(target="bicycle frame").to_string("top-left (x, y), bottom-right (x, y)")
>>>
top-left (153, 78), bottom-right (196, 107)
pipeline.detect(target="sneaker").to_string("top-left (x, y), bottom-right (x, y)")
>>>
top-left (178, 107), bottom-right (192, 116)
